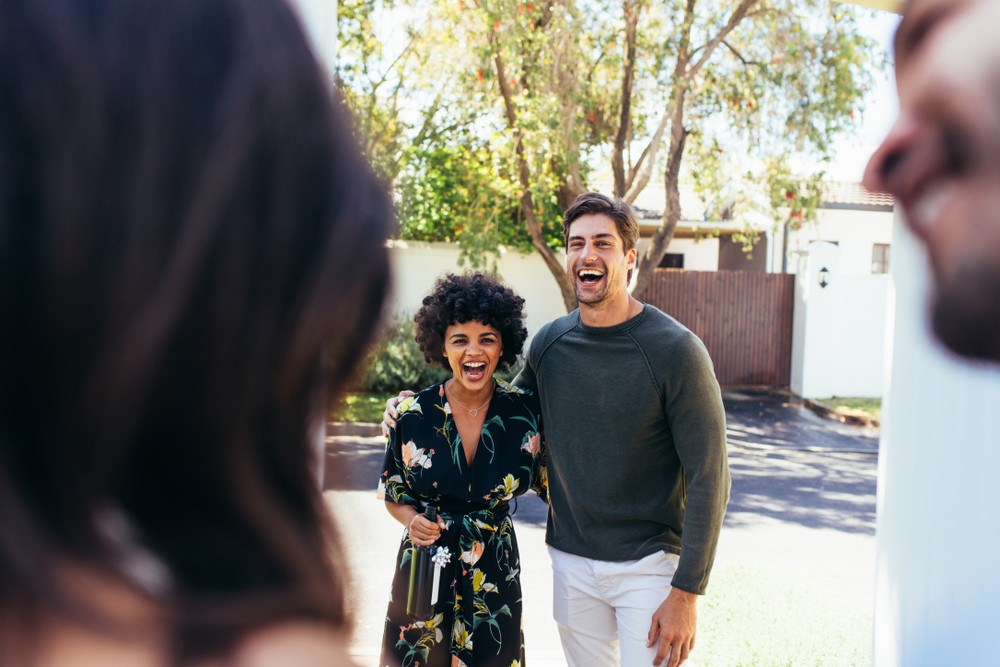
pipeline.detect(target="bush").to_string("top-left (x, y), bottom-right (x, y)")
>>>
top-left (353, 317), bottom-right (523, 394)
top-left (354, 317), bottom-right (451, 394)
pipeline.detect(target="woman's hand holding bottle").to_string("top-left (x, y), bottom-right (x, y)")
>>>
top-left (408, 513), bottom-right (444, 546)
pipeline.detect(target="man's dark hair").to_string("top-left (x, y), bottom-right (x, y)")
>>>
top-left (0, 0), bottom-right (391, 661)
top-left (414, 273), bottom-right (527, 372)
top-left (562, 193), bottom-right (641, 282)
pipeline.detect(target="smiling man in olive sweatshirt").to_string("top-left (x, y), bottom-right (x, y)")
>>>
top-left (511, 193), bottom-right (729, 667)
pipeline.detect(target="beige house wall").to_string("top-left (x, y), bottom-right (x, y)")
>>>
top-left (775, 208), bottom-right (895, 276)
top-left (635, 237), bottom-right (720, 273)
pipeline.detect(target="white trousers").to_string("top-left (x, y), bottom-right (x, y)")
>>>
top-left (549, 546), bottom-right (688, 667)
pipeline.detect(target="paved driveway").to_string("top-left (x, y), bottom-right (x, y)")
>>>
top-left (325, 389), bottom-right (879, 666)
top-left (723, 389), bottom-right (879, 453)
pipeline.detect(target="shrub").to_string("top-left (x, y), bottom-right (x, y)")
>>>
top-left (354, 317), bottom-right (450, 394)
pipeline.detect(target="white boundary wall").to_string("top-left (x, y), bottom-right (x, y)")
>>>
top-left (873, 209), bottom-right (1000, 666)
top-left (791, 241), bottom-right (889, 398)
top-left (387, 242), bottom-right (568, 343)
top-left (388, 237), bottom-right (716, 344)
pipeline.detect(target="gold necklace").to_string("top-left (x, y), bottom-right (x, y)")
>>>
top-left (445, 382), bottom-right (493, 417)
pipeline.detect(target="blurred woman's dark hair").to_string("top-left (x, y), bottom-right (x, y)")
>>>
top-left (0, 0), bottom-right (391, 662)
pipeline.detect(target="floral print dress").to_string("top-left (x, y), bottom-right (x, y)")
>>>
top-left (377, 379), bottom-right (546, 667)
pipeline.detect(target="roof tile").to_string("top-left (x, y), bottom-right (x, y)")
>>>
top-left (822, 181), bottom-right (895, 208)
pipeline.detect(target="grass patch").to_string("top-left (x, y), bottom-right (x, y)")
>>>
top-left (817, 396), bottom-right (881, 422)
top-left (331, 392), bottom-right (395, 423)
top-left (698, 563), bottom-right (871, 666)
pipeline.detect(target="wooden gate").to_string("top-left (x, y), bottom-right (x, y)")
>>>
top-left (639, 270), bottom-right (795, 387)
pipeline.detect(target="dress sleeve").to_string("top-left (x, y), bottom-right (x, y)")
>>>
top-left (527, 402), bottom-right (548, 504)
top-left (531, 426), bottom-right (548, 504)
top-left (377, 421), bottom-right (418, 506)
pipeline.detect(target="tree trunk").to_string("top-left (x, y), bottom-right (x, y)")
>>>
top-left (494, 50), bottom-right (578, 312)
top-left (611, 1), bottom-right (639, 198)
top-left (623, 107), bottom-right (670, 203)
top-left (628, 0), bottom-right (760, 295)
top-left (516, 147), bottom-right (578, 312)
top-left (632, 97), bottom-right (688, 299)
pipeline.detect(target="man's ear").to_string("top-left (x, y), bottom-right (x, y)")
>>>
top-left (626, 246), bottom-right (637, 270)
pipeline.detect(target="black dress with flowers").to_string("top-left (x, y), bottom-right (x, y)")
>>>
top-left (377, 379), bottom-right (546, 667)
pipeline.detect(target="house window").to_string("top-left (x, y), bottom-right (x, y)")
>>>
top-left (658, 253), bottom-right (685, 269)
top-left (872, 244), bottom-right (890, 274)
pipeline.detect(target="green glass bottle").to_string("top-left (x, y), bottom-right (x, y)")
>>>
top-left (406, 505), bottom-right (438, 621)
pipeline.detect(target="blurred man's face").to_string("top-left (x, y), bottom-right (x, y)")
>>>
top-left (864, 0), bottom-right (1000, 360)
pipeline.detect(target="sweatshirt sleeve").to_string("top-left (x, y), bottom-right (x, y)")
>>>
top-left (512, 327), bottom-right (545, 393)
top-left (662, 333), bottom-right (730, 595)
top-left (512, 360), bottom-right (538, 393)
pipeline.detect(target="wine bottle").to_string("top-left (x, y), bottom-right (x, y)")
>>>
top-left (406, 505), bottom-right (438, 621)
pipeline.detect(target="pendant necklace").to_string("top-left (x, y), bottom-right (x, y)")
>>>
top-left (445, 382), bottom-right (493, 417)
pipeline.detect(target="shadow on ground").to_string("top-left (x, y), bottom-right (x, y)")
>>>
top-left (725, 448), bottom-right (876, 534)
top-left (323, 436), bottom-right (385, 492)
top-left (723, 389), bottom-right (879, 451)
top-left (325, 389), bottom-right (878, 534)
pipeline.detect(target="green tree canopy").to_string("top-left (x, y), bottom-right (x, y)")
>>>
top-left (337, 0), bottom-right (885, 310)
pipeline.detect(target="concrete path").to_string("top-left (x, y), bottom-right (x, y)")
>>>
top-left (325, 390), bottom-right (878, 666)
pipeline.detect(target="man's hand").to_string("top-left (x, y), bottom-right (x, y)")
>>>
top-left (380, 390), bottom-right (415, 438)
top-left (647, 587), bottom-right (697, 667)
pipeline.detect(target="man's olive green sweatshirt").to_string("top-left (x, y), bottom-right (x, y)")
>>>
top-left (514, 304), bottom-right (730, 595)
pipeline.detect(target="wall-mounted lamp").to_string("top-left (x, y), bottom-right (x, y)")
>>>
top-left (819, 267), bottom-right (830, 288)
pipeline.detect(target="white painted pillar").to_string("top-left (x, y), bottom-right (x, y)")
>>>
top-left (765, 228), bottom-right (774, 274)
top-left (874, 207), bottom-right (1000, 665)
top-left (790, 241), bottom-right (840, 397)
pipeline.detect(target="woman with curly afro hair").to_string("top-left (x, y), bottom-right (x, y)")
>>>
top-left (377, 272), bottom-right (547, 667)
